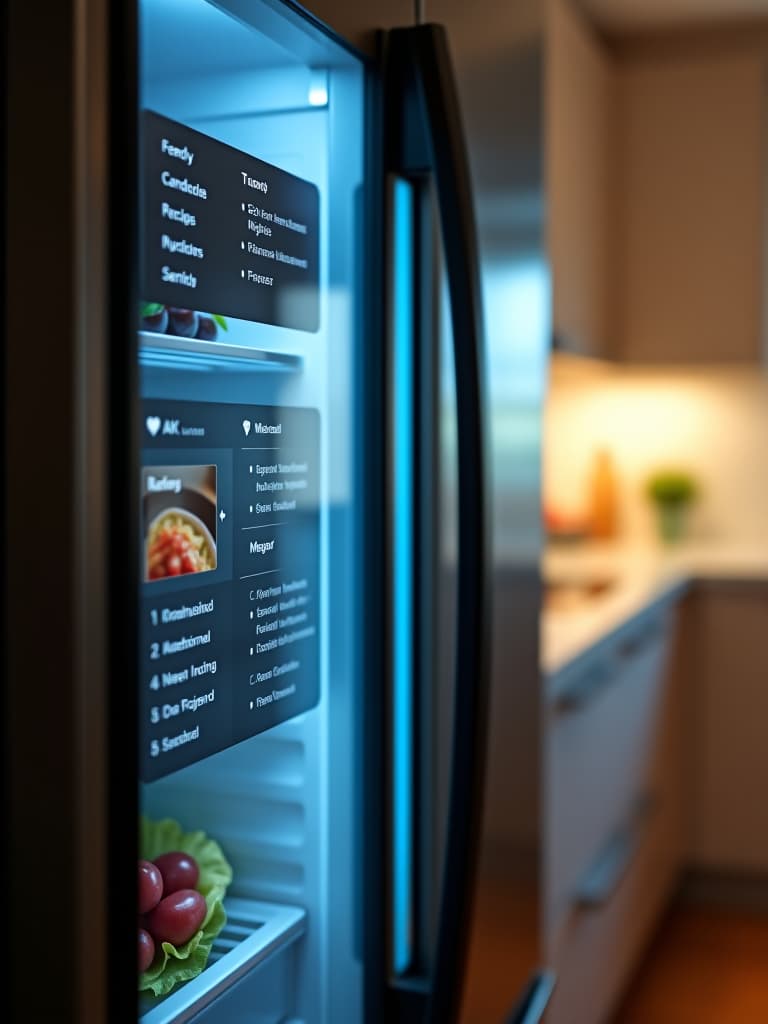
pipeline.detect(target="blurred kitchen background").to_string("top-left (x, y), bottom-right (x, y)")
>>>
top-left (537, 0), bottom-right (768, 1021)
top-left (546, 0), bottom-right (768, 553)
top-left (545, 362), bottom-right (768, 548)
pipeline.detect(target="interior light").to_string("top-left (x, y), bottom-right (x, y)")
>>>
top-left (308, 69), bottom-right (328, 107)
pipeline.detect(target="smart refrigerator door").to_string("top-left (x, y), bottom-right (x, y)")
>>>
top-left (135, 2), bottom-right (375, 1022)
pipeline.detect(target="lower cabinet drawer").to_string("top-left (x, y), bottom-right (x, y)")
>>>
top-left (545, 609), bottom-right (673, 927)
top-left (543, 792), bottom-right (679, 1024)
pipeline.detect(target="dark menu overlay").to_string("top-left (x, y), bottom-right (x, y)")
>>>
top-left (140, 109), bottom-right (319, 332)
top-left (140, 399), bottom-right (320, 782)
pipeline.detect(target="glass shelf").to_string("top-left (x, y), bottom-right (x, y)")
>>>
top-left (139, 331), bottom-right (303, 373)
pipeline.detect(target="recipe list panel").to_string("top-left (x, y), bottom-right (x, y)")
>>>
top-left (140, 398), bottom-right (320, 782)
top-left (140, 109), bottom-right (319, 332)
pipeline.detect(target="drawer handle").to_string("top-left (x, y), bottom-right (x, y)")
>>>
top-left (573, 794), bottom-right (657, 908)
top-left (506, 971), bottom-right (557, 1024)
top-left (616, 617), bottom-right (665, 662)
top-left (554, 661), bottom-right (613, 713)
top-left (556, 618), bottom-right (668, 713)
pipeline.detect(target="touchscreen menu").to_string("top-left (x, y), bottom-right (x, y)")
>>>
top-left (140, 110), bottom-right (319, 332)
top-left (140, 399), bottom-right (320, 781)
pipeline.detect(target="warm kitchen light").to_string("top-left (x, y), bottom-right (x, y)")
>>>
top-left (544, 365), bottom-right (768, 544)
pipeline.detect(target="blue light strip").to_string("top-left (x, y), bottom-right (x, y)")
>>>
top-left (393, 178), bottom-right (414, 975)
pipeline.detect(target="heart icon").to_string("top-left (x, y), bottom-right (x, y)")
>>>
top-left (242, 420), bottom-right (251, 436)
top-left (146, 416), bottom-right (161, 437)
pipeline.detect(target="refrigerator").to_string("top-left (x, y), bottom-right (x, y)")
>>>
top-left (4, 1), bottom-right (551, 1022)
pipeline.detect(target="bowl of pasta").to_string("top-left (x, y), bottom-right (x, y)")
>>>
top-left (146, 506), bottom-right (216, 581)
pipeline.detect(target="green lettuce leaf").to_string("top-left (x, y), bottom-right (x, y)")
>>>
top-left (139, 817), bottom-right (233, 997)
top-left (141, 302), bottom-right (165, 318)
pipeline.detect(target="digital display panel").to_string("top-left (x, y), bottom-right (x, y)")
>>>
top-left (140, 399), bottom-right (320, 781)
top-left (140, 110), bottom-right (320, 332)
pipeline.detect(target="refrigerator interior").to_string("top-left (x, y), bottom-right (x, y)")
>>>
top-left (137, 1), bottom-right (365, 1021)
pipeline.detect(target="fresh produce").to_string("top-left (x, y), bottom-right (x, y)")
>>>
top-left (139, 300), bottom-right (228, 341)
top-left (139, 816), bottom-right (232, 997)
top-left (167, 307), bottom-right (200, 338)
top-left (153, 851), bottom-right (200, 894)
top-left (138, 859), bottom-right (164, 914)
top-left (195, 314), bottom-right (218, 341)
top-left (138, 850), bottom-right (204, 972)
top-left (145, 889), bottom-right (207, 947)
top-left (140, 303), bottom-right (169, 334)
top-left (138, 928), bottom-right (155, 973)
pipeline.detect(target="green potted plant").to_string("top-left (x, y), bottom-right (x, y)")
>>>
top-left (645, 469), bottom-right (699, 543)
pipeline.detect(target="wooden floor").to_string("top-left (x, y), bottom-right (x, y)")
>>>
top-left (459, 871), bottom-right (539, 1024)
top-left (612, 904), bottom-right (768, 1023)
top-left (458, 881), bottom-right (768, 1023)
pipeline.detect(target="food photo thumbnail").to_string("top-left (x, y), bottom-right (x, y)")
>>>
top-left (143, 465), bottom-right (218, 582)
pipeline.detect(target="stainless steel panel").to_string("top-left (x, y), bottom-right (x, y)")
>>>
top-left (429, 1), bottom-right (548, 1020)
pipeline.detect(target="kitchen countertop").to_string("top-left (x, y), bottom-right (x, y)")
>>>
top-left (541, 541), bottom-right (768, 680)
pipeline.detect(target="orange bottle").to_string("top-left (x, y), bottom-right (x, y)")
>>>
top-left (588, 448), bottom-right (618, 540)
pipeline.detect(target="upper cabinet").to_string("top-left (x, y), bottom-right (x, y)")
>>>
top-left (547, 0), bottom-right (616, 360)
top-left (547, 1), bottom-right (768, 364)
top-left (615, 45), bottom-right (765, 363)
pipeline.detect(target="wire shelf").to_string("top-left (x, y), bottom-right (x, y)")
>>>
top-left (140, 897), bottom-right (306, 1024)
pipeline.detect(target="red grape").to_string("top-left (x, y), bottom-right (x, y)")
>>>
top-left (141, 307), bottom-right (168, 334)
top-left (145, 889), bottom-right (206, 946)
top-left (153, 851), bottom-right (200, 894)
top-left (195, 315), bottom-right (218, 341)
top-left (138, 927), bottom-right (155, 972)
top-left (167, 308), bottom-right (199, 338)
top-left (138, 859), bottom-right (164, 914)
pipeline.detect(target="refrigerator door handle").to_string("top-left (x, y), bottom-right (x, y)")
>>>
top-left (385, 24), bottom-right (491, 1024)
top-left (505, 971), bottom-right (557, 1024)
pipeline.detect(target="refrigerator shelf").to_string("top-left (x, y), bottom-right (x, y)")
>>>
top-left (139, 331), bottom-right (303, 373)
top-left (139, 897), bottom-right (306, 1024)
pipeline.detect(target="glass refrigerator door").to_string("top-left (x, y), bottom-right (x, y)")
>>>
top-left (136, 2), bottom-right (368, 1021)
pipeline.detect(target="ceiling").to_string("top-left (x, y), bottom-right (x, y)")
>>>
top-left (579, 0), bottom-right (768, 33)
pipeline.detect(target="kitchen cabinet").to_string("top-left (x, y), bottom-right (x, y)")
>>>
top-left (541, 554), bottom-right (768, 1020)
top-left (543, 600), bottom-right (684, 1024)
top-left (614, 44), bottom-right (765, 364)
top-left (546, 0), bottom-right (615, 360)
top-left (547, 4), bottom-right (767, 364)
top-left (687, 581), bottom-right (768, 873)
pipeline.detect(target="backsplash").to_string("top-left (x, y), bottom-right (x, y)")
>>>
top-left (544, 358), bottom-right (768, 546)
